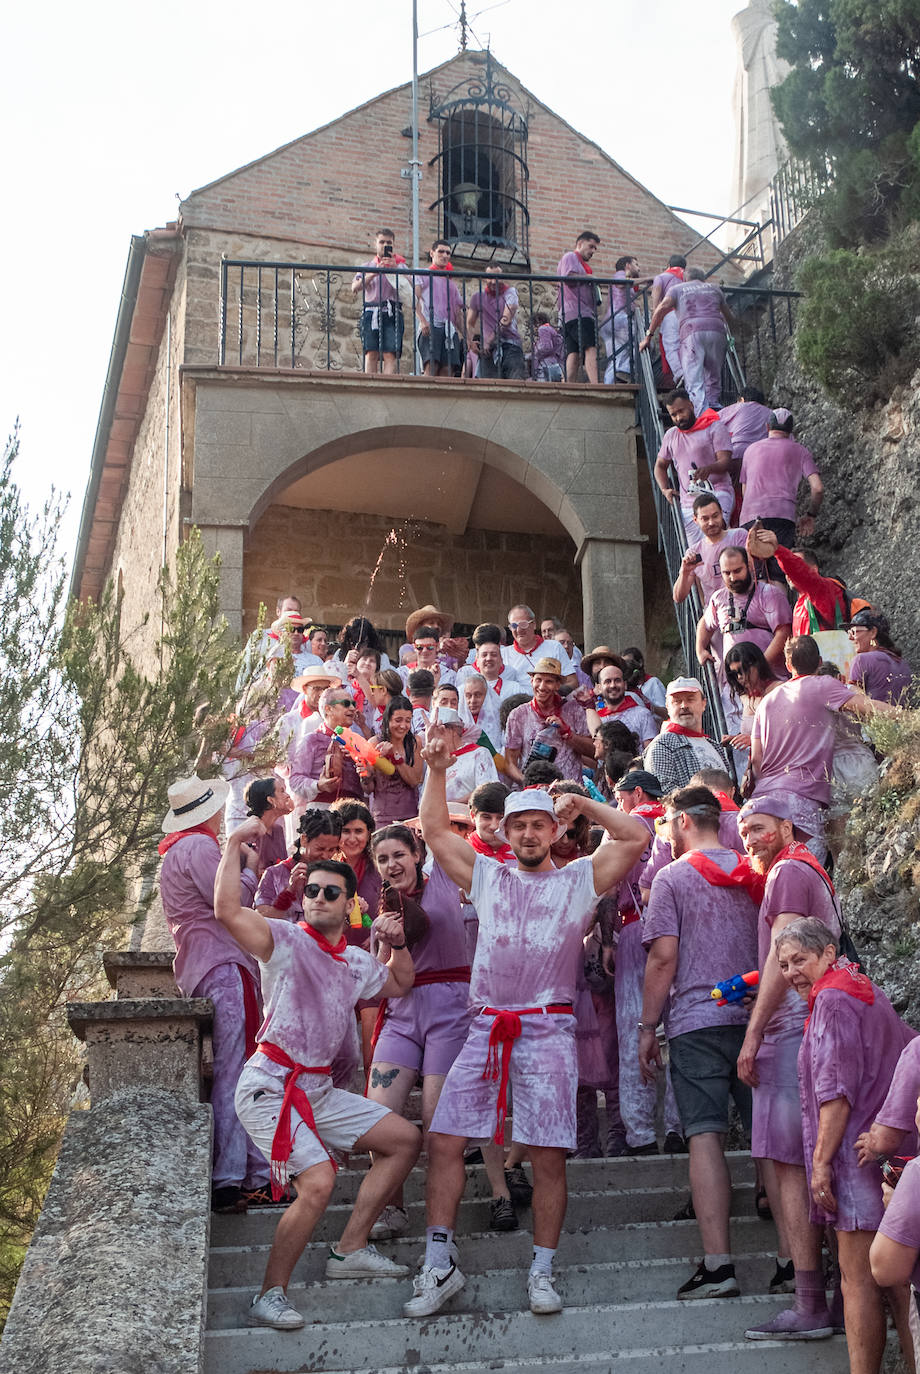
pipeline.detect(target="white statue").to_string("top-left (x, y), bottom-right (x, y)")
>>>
top-left (731, 0), bottom-right (790, 219)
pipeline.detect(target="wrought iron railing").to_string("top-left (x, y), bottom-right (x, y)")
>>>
top-left (217, 259), bottom-right (642, 380)
top-left (770, 156), bottom-right (834, 247)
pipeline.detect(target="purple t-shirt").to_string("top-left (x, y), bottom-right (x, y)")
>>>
top-left (532, 322), bottom-right (564, 376)
top-left (255, 918), bottom-right (387, 1066)
top-left (848, 650), bottom-right (913, 705)
top-left (159, 833), bottom-right (259, 996)
top-left (718, 401), bottom-right (772, 462)
top-left (641, 809), bottom-right (742, 890)
top-left (468, 853), bottom-right (598, 1006)
top-left (417, 274), bottom-right (462, 326)
top-left (876, 1037), bottom-right (920, 1141)
top-left (877, 1156), bottom-right (920, 1289)
top-left (759, 858), bottom-right (840, 1039)
top-left (704, 581), bottom-right (792, 664)
top-left (740, 435), bottom-right (818, 524)
top-left (658, 421), bottom-right (734, 507)
top-left (369, 767), bottom-right (420, 826)
top-left (469, 285), bottom-right (521, 344)
top-left (504, 696), bottom-right (588, 783)
top-left (688, 528), bottom-right (749, 600)
top-left (665, 280), bottom-right (727, 341)
top-left (401, 860), bottom-right (468, 976)
top-left (602, 272), bottom-right (635, 320)
top-left (751, 675), bottom-right (855, 806)
top-left (256, 858), bottom-right (301, 920)
top-left (557, 251), bottom-right (597, 321)
top-left (289, 727), bottom-right (365, 803)
top-left (643, 848), bottom-right (759, 1037)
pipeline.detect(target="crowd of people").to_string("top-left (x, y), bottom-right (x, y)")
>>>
top-left (154, 566), bottom-right (916, 1371)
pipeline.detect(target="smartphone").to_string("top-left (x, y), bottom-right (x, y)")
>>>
top-left (382, 244), bottom-right (393, 258)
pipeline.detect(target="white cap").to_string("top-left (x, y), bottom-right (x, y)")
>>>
top-left (667, 676), bottom-right (704, 696)
top-left (496, 788), bottom-right (567, 844)
top-left (436, 708), bottom-right (464, 727)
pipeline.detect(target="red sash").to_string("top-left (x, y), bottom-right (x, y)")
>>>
top-left (157, 824), bottom-right (220, 857)
top-left (238, 965), bottom-right (261, 1060)
top-left (480, 1005), bottom-right (574, 1143)
top-left (257, 1041), bottom-right (334, 1200)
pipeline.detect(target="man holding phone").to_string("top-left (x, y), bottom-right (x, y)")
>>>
top-left (351, 229), bottom-right (407, 375)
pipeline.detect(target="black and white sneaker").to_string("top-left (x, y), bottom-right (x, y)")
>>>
top-left (677, 1262), bottom-right (740, 1300)
top-left (403, 1262), bottom-right (465, 1317)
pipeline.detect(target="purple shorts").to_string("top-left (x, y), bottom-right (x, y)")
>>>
top-left (372, 981), bottom-right (471, 1078)
top-left (752, 1029), bottom-right (804, 1166)
top-left (430, 1012), bottom-right (577, 1149)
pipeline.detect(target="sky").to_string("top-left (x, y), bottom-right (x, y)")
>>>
top-left (1, 0), bottom-right (749, 570)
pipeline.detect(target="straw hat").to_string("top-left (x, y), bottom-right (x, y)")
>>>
top-left (405, 605), bottom-right (453, 643)
top-left (161, 774), bottom-right (229, 833)
top-left (580, 645), bottom-right (619, 679)
top-left (527, 656), bottom-right (564, 678)
top-left (292, 667), bottom-right (342, 692)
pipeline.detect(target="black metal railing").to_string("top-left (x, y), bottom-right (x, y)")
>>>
top-left (770, 156), bottom-right (834, 247)
top-left (217, 259), bottom-right (646, 381)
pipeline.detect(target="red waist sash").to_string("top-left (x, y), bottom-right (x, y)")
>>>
top-left (257, 1041), bottom-right (333, 1200)
top-left (479, 1004), bottom-right (573, 1144)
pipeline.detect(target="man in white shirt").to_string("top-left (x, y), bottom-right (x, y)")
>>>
top-left (503, 604), bottom-right (576, 685)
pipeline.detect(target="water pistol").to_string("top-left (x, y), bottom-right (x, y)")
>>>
top-left (348, 895), bottom-right (373, 929)
top-left (711, 970), bottom-right (759, 1006)
top-left (334, 726), bottom-right (395, 776)
top-left (582, 774), bottom-right (606, 804)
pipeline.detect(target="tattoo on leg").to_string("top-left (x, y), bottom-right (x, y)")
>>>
top-left (370, 1066), bottom-right (400, 1089)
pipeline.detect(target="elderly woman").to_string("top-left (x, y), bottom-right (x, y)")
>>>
top-left (776, 917), bottom-right (917, 1374)
top-left (846, 609), bottom-right (913, 705)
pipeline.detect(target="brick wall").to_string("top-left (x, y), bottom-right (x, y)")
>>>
top-left (243, 504), bottom-right (584, 640)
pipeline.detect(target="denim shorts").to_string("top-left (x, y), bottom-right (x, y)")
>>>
top-left (668, 1023), bottom-right (752, 1138)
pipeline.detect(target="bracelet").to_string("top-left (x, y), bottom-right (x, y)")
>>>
top-left (637, 1021), bottom-right (658, 1032)
top-left (389, 941), bottom-right (407, 950)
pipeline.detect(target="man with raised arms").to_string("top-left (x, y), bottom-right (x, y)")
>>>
top-left (214, 823), bottom-right (421, 1331)
top-left (407, 723), bottom-right (649, 1318)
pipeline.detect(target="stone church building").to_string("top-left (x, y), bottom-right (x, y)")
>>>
top-left (71, 49), bottom-right (724, 658)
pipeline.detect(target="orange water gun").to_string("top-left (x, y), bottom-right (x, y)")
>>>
top-left (334, 726), bottom-right (396, 776)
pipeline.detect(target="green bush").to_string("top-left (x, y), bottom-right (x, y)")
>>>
top-left (795, 247), bottom-right (920, 403)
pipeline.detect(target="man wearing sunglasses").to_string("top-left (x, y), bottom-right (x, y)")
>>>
top-left (289, 686), bottom-right (366, 810)
top-left (502, 603), bottom-right (577, 686)
top-left (215, 821), bottom-right (421, 1332)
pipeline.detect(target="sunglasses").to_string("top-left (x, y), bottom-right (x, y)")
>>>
top-left (303, 883), bottom-right (346, 901)
top-left (508, 619), bottom-right (533, 629)
top-left (414, 642), bottom-right (437, 651)
top-left (328, 698), bottom-right (354, 708)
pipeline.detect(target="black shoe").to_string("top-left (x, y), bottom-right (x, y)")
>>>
top-left (769, 1259), bottom-right (796, 1294)
top-left (489, 1196), bottom-right (519, 1231)
top-left (663, 1131), bottom-right (688, 1154)
top-left (755, 1187), bottom-right (773, 1220)
top-left (242, 1182), bottom-right (282, 1207)
top-left (504, 1165), bottom-right (533, 1206)
top-left (211, 1185), bottom-right (246, 1214)
top-left (464, 1147), bottom-right (484, 1165)
top-left (673, 1195), bottom-right (696, 1221)
top-left (677, 1262), bottom-right (740, 1301)
top-left (626, 1141), bottom-right (659, 1156)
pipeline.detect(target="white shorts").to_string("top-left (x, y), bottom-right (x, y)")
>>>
top-left (235, 1059), bottom-right (390, 1179)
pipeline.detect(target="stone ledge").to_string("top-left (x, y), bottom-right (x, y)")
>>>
top-left (67, 997), bottom-right (212, 1040)
top-left (103, 949), bottom-right (179, 998)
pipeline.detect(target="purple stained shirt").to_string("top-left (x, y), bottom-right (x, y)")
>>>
top-left (255, 859), bottom-right (300, 920)
top-left (356, 257), bottom-right (403, 305)
top-left (642, 848), bottom-right (759, 1038)
top-left (557, 251), bottom-right (597, 321)
top-left (596, 699), bottom-right (659, 748)
top-left (601, 272), bottom-right (635, 321)
top-left (877, 1156), bottom-right (920, 1289)
top-left (759, 859), bottom-right (840, 1040)
top-left (469, 285), bottom-right (521, 344)
top-left (739, 435), bottom-right (819, 524)
top-left (718, 400), bottom-right (772, 461)
top-left (504, 696), bottom-right (589, 783)
top-left (255, 918), bottom-right (388, 1067)
top-left (468, 853), bottom-right (599, 1007)
top-left (704, 581), bottom-right (793, 665)
top-left (289, 726), bottom-right (365, 804)
top-left (751, 674), bottom-right (855, 806)
top-left (658, 421), bottom-right (735, 507)
top-left (417, 273), bottom-right (462, 326)
top-left (848, 650), bottom-right (913, 705)
top-left (159, 833), bottom-right (259, 996)
top-left (665, 280), bottom-right (728, 342)
top-left (799, 982), bottom-right (916, 1229)
top-left (532, 322), bottom-right (564, 376)
top-left (393, 860), bottom-right (468, 976)
top-left (688, 527), bottom-right (749, 600)
top-left (369, 767), bottom-right (420, 826)
top-left (876, 1037), bottom-right (920, 1142)
top-left (257, 820), bottom-right (288, 873)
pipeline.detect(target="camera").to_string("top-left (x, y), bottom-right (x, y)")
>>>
top-left (726, 619), bottom-right (747, 634)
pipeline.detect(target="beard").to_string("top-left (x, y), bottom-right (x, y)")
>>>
top-left (728, 574), bottom-right (753, 594)
top-left (515, 846), bottom-right (550, 869)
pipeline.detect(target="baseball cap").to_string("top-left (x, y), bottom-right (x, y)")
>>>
top-left (738, 795), bottom-right (815, 838)
top-left (614, 769), bottom-right (663, 798)
top-left (667, 676), bottom-right (704, 696)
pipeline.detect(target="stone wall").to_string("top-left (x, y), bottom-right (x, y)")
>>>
top-left (243, 504), bottom-right (584, 639)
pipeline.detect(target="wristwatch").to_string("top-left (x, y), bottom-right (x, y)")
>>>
top-left (637, 1021), bottom-right (658, 1032)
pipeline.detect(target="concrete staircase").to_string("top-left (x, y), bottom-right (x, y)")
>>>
top-left (204, 1150), bottom-right (848, 1374)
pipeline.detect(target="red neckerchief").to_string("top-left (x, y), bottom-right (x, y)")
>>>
top-left (375, 253), bottom-right (407, 266)
top-left (633, 802), bottom-right (665, 820)
top-left (666, 266), bottom-right (685, 282)
top-left (576, 254), bottom-right (593, 274)
top-left (512, 634), bottom-right (544, 655)
top-left (665, 722), bottom-right (708, 738)
top-left (807, 957), bottom-right (874, 1027)
top-left (451, 742), bottom-right (479, 758)
top-left (468, 831), bottom-right (515, 864)
top-left (158, 824), bottom-right (220, 857)
top-left (319, 723), bottom-right (335, 737)
top-left (350, 853), bottom-right (367, 887)
top-left (474, 660), bottom-right (503, 695)
top-left (716, 791), bottom-right (740, 812)
top-left (297, 921), bottom-right (349, 964)
top-left (491, 677), bottom-right (503, 693)
top-left (230, 721), bottom-right (247, 748)
top-left (679, 849), bottom-right (765, 904)
top-left (530, 694), bottom-right (563, 722)
top-left (686, 408), bottom-right (721, 433)
top-left (300, 697), bottom-right (315, 719)
top-left (768, 843), bottom-right (835, 903)
top-left (597, 694), bottom-right (642, 717)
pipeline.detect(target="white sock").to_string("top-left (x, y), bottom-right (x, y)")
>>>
top-left (530, 1245), bottom-right (556, 1277)
top-left (425, 1226), bottom-right (454, 1269)
top-left (704, 1253), bottom-right (731, 1270)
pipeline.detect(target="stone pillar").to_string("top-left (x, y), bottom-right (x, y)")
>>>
top-left (197, 522), bottom-right (245, 637)
top-left (577, 536), bottom-right (646, 650)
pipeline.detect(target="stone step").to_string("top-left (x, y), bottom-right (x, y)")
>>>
top-left (203, 1295), bottom-right (840, 1374)
top-left (207, 1250), bottom-right (787, 1329)
top-left (207, 1215), bottom-right (778, 1289)
top-left (211, 1151), bottom-right (755, 1239)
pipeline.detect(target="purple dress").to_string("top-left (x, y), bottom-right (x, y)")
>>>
top-left (799, 972), bottom-right (916, 1229)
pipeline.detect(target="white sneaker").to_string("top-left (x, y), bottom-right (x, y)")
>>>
top-left (528, 1271), bottom-right (563, 1314)
top-left (370, 1204), bottom-right (410, 1240)
top-left (403, 1262), bottom-right (465, 1317)
top-left (325, 1243), bottom-right (410, 1278)
top-left (246, 1286), bottom-right (304, 1329)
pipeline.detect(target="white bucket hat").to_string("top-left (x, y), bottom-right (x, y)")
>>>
top-left (161, 774), bottom-right (229, 833)
top-left (497, 788), bottom-right (568, 844)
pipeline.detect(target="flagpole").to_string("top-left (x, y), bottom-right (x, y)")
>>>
top-left (411, 0), bottom-right (420, 269)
